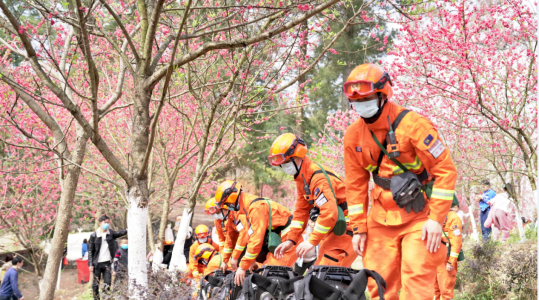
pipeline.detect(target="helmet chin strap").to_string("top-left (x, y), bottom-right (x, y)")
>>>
top-left (291, 158), bottom-right (302, 175)
top-left (363, 92), bottom-right (386, 124)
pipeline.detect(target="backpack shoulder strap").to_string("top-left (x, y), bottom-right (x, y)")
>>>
top-left (313, 162), bottom-right (338, 205)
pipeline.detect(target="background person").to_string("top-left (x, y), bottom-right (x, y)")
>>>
top-left (0, 255), bottom-right (24, 300)
top-left (88, 215), bottom-right (127, 300)
top-left (476, 180), bottom-right (496, 241)
top-left (82, 239), bottom-right (88, 258)
top-left (113, 238), bottom-right (129, 283)
top-left (484, 183), bottom-right (515, 242)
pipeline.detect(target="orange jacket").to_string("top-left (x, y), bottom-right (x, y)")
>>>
top-left (222, 213), bottom-right (249, 263)
top-left (240, 195), bottom-right (293, 270)
top-left (189, 237), bottom-right (219, 278)
top-left (344, 101), bottom-right (457, 233)
top-left (442, 211), bottom-right (463, 265)
top-left (203, 253), bottom-right (223, 277)
top-left (221, 193), bottom-right (257, 262)
top-left (288, 156), bottom-right (349, 246)
top-left (214, 218), bottom-right (228, 251)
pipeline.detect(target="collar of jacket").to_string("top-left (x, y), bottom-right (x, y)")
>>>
top-left (96, 229), bottom-right (110, 238)
top-left (293, 155), bottom-right (313, 182)
top-left (362, 101), bottom-right (399, 132)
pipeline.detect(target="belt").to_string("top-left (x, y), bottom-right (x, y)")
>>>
top-left (272, 215), bottom-right (293, 235)
top-left (308, 200), bottom-right (348, 212)
top-left (346, 230), bottom-right (353, 237)
top-left (373, 168), bottom-right (429, 190)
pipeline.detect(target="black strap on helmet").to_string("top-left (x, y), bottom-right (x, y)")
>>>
top-left (283, 136), bottom-right (306, 158)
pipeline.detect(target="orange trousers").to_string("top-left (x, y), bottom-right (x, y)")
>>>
top-left (363, 215), bottom-right (446, 300)
top-left (434, 259), bottom-right (457, 300)
top-left (315, 229), bottom-right (358, 267)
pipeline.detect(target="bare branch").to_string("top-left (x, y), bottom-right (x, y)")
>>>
top-left (98, 0), bottom-right (141, 62)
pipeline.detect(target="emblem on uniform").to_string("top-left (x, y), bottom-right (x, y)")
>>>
top-left (423, 134), bottom-right (434, 146)
top-left (314, 188), bottom-right (320, 197)
top-left (453, 225), bottom-right (458, 229)
top-left (356, 147), bottom-right (362, 152)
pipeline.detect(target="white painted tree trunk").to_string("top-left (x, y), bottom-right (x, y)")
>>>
top-left (467, 194), bottom-right (480, 242)
top-left (513, 204), bottom-right (525, 240)
top-left (127, 191), bottom-right (148, 298)
top-left (169, 208), bottom-right (193, 272)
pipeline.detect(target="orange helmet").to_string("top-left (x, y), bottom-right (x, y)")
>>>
top-left (343, 63), bottom-right (393, 100)
top-left (205, 197), bottom-right (219, 215)
top-left (193, 243), bottom-right (215, 266)
top-left (215, 180), bottom-right (242, 209)
top-left (268, 133), bottom-right (307, 166)
top-left (194, 224), bottom-right (210, 239)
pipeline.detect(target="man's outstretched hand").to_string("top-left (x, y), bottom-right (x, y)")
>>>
top-left (352, 233), bottom-right (367, 256)
top-left (422, 219), bottom-right (442, 253)
top-left (273, 240), bottom-right (294, 259)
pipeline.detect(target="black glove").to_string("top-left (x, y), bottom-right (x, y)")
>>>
top-left (403, 193), bottom-right (426, 213)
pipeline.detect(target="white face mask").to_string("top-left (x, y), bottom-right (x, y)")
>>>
top-left (212, 212), bottom-right (224, 220)
top-left (198, 237), bottom-right (208, 243)
top-left (282, 160), bottom-right (301, 176)
top-left (351, 99), bottom-right (379, 118)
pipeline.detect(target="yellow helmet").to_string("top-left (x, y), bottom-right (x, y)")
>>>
top-left (194, 243), bottom-right (215, 266)
top-left (194, 224), bottom-right (210, 239)
top-left (204, 197), bottom-right (219, 215)
top-left (215, 180), bottom-right (242, 209)
top-left (268, 133), bottom-right (307, 166)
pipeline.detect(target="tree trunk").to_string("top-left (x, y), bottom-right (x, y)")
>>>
top-left (157, 186), bottom-right (173, 251)
top-left (466, 188), bottom-right (479, 242)
top-left (169, 208), bottom-right (193, 272)
top-left (126, 178), bottom-right (149, 297)
top-left (147, 212), bottom-right (156, 253)
top-left (39, 127), bottom-right (89, 300)
top-left (513, 204), bottom-right (525, 240)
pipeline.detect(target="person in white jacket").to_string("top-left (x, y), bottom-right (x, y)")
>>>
top-left (484, 183), bottom-right (515, 242)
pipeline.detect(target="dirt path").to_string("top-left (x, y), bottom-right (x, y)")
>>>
top-left (18, 268), bottom-right (88, 300)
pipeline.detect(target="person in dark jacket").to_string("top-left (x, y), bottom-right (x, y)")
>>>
top-left (113, 238), bottom-right (128, 284)
top-left (0, 256), bottom-right (24, 300)
top-left (88, 215), bottom-right (127, 299)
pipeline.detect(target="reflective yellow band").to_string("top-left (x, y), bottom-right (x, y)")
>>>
top-left (223, 248), bottom-right (233, 253)
top-left (366, 165), bottom-right (376, 172)
top-left (244, 252), bottom-right (257, 259)
top-left (193, 271), bottom-right (199, 276)
top-left (314, 223), bottom-right (331, 234)
top-left (345, 216), bottom-right (350, 223)
top-left (393, 156), bottom-right (422, 174)
top-left (431, 188), bottom-right (455, 201)
top-left (281, 225), bottom-right (291, 237)
top-left (450, 252), bottom-right (459, 258)
top-left (219, 242), bottom-right (224, 246)
top-left (291, 220), bottom-right (304, 229)
top-left (235, 244), bottom-right (245, 251)
top-left (348, 204), bottom-right (364, 215)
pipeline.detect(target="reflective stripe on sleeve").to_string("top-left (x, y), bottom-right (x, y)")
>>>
top-left (348, 204), bottom-right (364, 215)
top-left (280, 225), bottom-right (291, 237)
top-left (223, 248), bottom-right (233, 254)
top-left (345, 215), bottom-right (350, 223)
top-left (450, 252), bottom-right (459, 258)
top-left (314, 223), bottom-right (331, 234)
top-left (244, 252), bottom-right (257, 260)
top-left (431, 188), bottom-right (455, 201)
top-left (393, 156), bottom-right (422, 174)
top-left (219, 242), bottom-right (224, 246)
top-left (291, 220), bottom-right (304, 229)
top-left (366, 165), bottom-right (376, 172)
top-left (235, 244), bottom-right (245, 251)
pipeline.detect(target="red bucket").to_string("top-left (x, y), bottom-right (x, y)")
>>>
top-left (75, 259), bottom-right (90, 284)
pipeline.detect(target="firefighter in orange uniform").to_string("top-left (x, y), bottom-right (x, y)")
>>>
top-left (343, 63), bottom-right (457, 300)
top-left (434, 200), bottom-right (463, 300)
top-left (271, 133), bottom-right (358, 267)
top-left (205, 197), bottom-right (228, 252)
top-left (188, 224), bottom-right (219, 280)
top-left (193, 243), bottom-right (223, 277)
top-left (214, 180), bottom-right (299, 285)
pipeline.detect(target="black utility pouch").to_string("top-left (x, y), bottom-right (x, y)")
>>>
top-left (390, 171), bottom-right (423, 207)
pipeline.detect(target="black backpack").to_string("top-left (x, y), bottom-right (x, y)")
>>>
top-left (241, 265), bottom-right (302, 300)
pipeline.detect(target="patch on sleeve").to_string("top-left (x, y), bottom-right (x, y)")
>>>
top-left (314, 188), bottom-right (320, 197)
top-left (453, 229), bottom-right (461, 236)
top-left (423, 134), bottom-right (434, 146)
top-left (235, 221), bottom-right (244, 232)
top-left (356, 147), bottom-right (362, 152)
top-left (315, 193), bottom-right (328, 207)
top-left (248, 226), bottom-right (254, 236)
top-left (428, 139), bottom-right (446, 159)
top-left (453, 225), bottom-right (458, 229)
